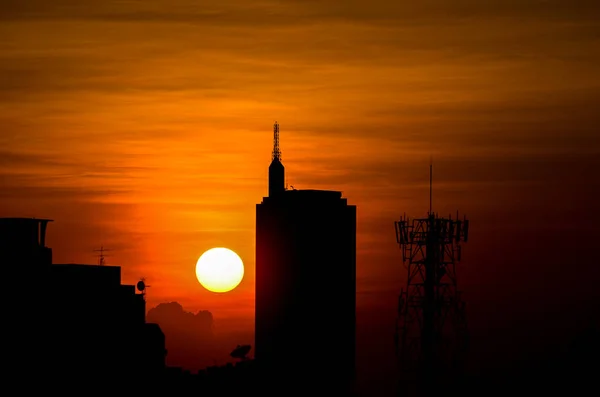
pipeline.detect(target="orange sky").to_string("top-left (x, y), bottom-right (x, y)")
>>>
top-left (1, 1), bottom-right (599, 390)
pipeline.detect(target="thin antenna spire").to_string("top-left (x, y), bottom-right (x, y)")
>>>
top-left (429, 157), bottom-right (433, 215)
top-left (272, 121), bottom-right (281, 161)
top-left (93, 245), bottom-right (111, 266)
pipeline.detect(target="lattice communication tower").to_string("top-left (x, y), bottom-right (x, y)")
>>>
top-left (394, 164), bottom-right (470, 392)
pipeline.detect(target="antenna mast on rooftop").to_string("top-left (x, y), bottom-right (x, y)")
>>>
top-left (93, 246), bottom-right (111, 266)
top-left (272, 121), bottom-right (281, 161)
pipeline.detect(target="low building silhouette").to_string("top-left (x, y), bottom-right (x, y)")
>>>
top-left (1, 217), bottom-right (166, 389)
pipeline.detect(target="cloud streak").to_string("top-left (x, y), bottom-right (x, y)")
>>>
top-left (4, 1), bottom-right (600, 25)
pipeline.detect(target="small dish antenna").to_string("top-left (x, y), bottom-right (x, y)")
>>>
top-left (137, 277), bottom-right (150, 295)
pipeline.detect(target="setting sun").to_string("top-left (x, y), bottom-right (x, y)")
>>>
top-left (195, 247), bottom-right (245, 293)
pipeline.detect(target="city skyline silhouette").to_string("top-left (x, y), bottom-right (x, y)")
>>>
top-left (2, 1), bottom-right (599, 396)
top-left (3, 119), bottom-right (597, 395)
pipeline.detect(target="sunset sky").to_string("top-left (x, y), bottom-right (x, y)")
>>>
top-left (1, 1), bottom-right (599, 393)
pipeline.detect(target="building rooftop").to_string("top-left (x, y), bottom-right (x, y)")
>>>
top-left (54, 263), bottom-right (120, 269)
top-left (0, 217), bottom-right (54, 248)
top-left (51, 263), bottom-right (122, 287)
top-left (262, 189), bottom-right (346, 203)
top-left (285, 189), bottom-right (342, 197)
top-left (0, 217), bottom-right (54, 222)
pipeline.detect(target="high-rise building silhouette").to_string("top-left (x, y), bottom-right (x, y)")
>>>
top-left (255, 122), bottom-right (357, 391)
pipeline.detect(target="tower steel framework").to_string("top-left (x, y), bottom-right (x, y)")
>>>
top-left (394, 165), bottom-right (470, 393)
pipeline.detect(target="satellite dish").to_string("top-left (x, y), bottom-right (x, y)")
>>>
top-left (230, 344), bottom-right (251, 360)
top-left (136, 280), bottom-right (146, 292)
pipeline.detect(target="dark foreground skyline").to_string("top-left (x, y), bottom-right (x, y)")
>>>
top-left (3, 204), bottom-right (598, 395)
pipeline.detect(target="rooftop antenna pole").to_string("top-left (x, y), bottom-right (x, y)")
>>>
top-left (99, 246), bottom-right (105, 266)
top-left (93, 245), bottom-right (111, 266)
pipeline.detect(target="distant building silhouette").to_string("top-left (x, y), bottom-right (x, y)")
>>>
top-left (1, 217), bottom-right (166, 389)
top-left (255, 123), bottom-right (357, 392)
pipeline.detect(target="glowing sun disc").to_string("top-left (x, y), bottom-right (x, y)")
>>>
top-left (195, 247), bottom-right (244, 293)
